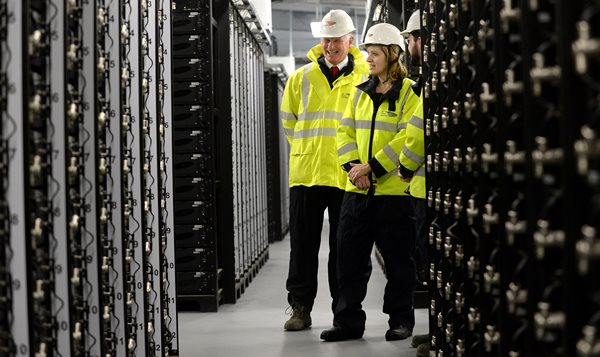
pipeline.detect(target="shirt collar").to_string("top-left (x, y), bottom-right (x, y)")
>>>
top-left (324, 56), bottom-right (349, 70)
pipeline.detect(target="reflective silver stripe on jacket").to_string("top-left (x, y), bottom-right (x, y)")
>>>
top-left (354, 120), bottom-right (400, 133)
top-left (402, 146), bottom-right (425, 165)
top-left (383, 144), bottom-right (400, 166)
top-left (338, 142), bottom-right (358, 156)
top-left (294, 127), bottom-right (337, 139)
top-left (340, 117), bottom-right (355, 128)
top-left (415, 166), bottom-right (426, 177)
top-left (408, 114), bottom-right (424, 129)
top-left (299, 111), bottom-right (343, 121)
top-left (298, 63), bottom-right (314, 121)
top-left (280, 111), bottom-right (297, 121)
top-left (396, 87), bottom-right (412, 131)
top-left (353, 89), bottom-right (362, 112)
top-left (284, 127), bottom-right (295, 137)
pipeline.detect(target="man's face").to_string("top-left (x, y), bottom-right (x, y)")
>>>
top-left (407, 33), bottom-right (422, 66)
top-left (321, 34), bottom-right (354, 65)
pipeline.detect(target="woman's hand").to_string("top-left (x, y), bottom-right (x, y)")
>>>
top-left (353, 176), bottom-right (371, 190)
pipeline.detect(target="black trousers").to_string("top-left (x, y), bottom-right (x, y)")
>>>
top-left (286, 185), bottom-right (345, 312)
top-left (412, 198), bottom-right (428, 284)
top-left (334, 192), bottom-right (416, 332)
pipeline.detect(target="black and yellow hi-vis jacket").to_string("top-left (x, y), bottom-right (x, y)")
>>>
top-left (337, 76), bottom-right (420, 195)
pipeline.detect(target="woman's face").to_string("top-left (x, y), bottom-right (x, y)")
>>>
top-left (366, 45), bottom-right (388, 77)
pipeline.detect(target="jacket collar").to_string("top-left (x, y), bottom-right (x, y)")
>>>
top-left (307, 45), bottom-right (368, 75)
top-left (317, 54), bottom-right (355, 82)
top-left (412, 76), bottom-right (423, 96)
top-left (356, 76), bottom-right (403, 111)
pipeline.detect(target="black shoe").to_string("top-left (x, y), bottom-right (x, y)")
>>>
top-left (416, 342), bottom-right (430, 357)
top-left (385, 325), bottom-right (413, 341)
top-left (320, 327), bottom-right (363, 342)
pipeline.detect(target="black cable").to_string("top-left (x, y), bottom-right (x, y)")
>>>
top-left (77, 28), bottom-right (99, 352)
top-left (0, 2), bottom-right (14, 340)
top-left (140, 7), bottom-right (161, 347)
top-left (156, 0), bottom-right (175, 339)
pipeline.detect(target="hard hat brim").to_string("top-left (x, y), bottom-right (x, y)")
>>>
top-left (311, 23), bottom-right (355, 38)
top-left (400, 28), bottom-right (419, 36)
top-left (359, 42), bottom-right (405, 53)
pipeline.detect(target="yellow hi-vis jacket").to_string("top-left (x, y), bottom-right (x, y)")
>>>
top-left (280, 45), bottom-right (369, 189)
top-left (399, 90), bottom-right (425, 199)
top-left (337, 76), bottom-right (420, 196)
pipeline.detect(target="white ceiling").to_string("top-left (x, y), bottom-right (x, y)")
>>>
top-left (270, 0), bottom-right (368, 66)
top-left (271, 0), bottom-right (367, 13)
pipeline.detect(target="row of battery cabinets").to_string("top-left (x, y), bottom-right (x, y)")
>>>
top-left (172, 0), bottom-right (279, 311)
top-left (409, 0), bottom-right (600, 355)
top-left (0, 2), bottom-right (290, 357)
top-left (0, 0), bottom-right (179, 356)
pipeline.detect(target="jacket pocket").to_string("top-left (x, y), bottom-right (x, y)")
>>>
top-left (290, 140), bottom-right (314, 156)
top-left (289, 140), bottom-right (315, 184)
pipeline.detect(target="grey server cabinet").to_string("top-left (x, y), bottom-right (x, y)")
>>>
top-left (172, 0), bottom-right (271, 311)
top-left (214, 0), bottom-right (270, 305)
top-left (171, 0), bottom-right (221, 312)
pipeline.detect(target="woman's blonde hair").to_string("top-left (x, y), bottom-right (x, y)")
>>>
top-left (374, 44), bottom-right (407, 82)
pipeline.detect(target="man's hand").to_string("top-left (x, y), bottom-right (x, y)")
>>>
top-left (348, 163), bottom-right (371, 182)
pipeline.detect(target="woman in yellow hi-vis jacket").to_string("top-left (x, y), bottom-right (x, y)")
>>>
top-left (279, 10), bottom-right (370, 332)
top-left (320, 23), bottom-right (420, 342)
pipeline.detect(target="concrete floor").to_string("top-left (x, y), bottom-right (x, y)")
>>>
top-left (177, 221), bottom-right (428, 357)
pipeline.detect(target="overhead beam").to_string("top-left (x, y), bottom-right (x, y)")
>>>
top-left (272, 2), bottom-right (366, 14)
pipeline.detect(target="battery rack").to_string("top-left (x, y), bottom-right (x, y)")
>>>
top-left (415, 0), bottom-right (600, 355)
top-left (0, 0), bottom-right (179, 356)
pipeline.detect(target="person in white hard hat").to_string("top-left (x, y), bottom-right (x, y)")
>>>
top-left (400, 10), bottom-right (422, 67)
top-left (320, 22), bottom-right (419, 342)
top-left (280, 9), bottom-right (369, 332)
top-left (400, 10), bottom-right (429, 357)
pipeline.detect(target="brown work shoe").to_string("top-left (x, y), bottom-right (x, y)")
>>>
top-left (284, 305), bottom-right (312, 331)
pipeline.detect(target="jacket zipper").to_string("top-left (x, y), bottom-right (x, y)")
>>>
top-left (367, 95), bottom-right (382, 197)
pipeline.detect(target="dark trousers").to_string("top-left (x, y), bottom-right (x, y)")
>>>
top-left (286, 185), bottom-right (345, 312)
top-left (334, 192), bottom-right (416, 332)
top-left (412, 198), bottom-right (427, 285)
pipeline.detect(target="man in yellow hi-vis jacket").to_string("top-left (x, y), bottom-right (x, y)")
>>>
top-left (399, 9), bottom-right (426, 289)
top-left (321, 23), bottom-right (420, 342)
top-left (399, 10), bottom-right (429, 357)
top-left (280, 9), bottom-right (369, 331)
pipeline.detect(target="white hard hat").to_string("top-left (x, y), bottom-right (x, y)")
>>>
top-left (311, 9), bottom-right (355, 38)
top-left (359, 23), bottom-right (405, 52)
top-left (400, 10), bottom-right (421, 36)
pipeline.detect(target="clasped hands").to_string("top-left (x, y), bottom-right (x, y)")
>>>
top-left (348, 163), bottom-right (371, 190)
